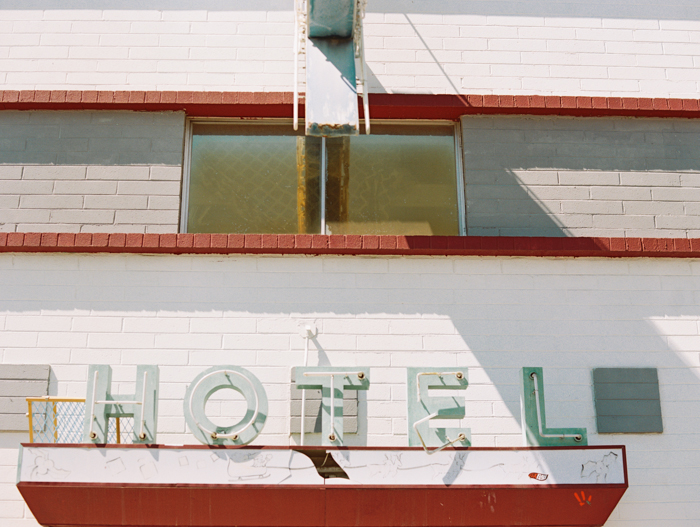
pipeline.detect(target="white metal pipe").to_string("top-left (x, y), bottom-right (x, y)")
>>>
top-left (329, 374), bottom-right (335, 441)
top-left (88, 370), bottom-right (99, 439)
top-left (302, 372), bottom-right (363, 377)
top-left (139, 371), bottom-right (148, 440)
top-left (299, 328), bottom-right (311, 446)
top-left (94, 400), bottom-right (142, 405)
top-left (530, 372), bottom-right (582, 441)
top-left (413, 411), bottom-right (466, 455)
top-left (320, 136), bottom-right (326, 234)
top-left (359, 26), bottom-right (370, 134)
top-left (301, 371), bottom-right (365, 442)
top-left (293, 0), bottom-right (299, 131)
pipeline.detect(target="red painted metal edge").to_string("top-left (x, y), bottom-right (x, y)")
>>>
top-left (21, 443), bottom-right (626, 452)
top-left (17, 482), bottom-right (627, 527)
top-left (1, 91), bottom-right (699, 120)
top-left (0, 233), bottom-right (698, 258)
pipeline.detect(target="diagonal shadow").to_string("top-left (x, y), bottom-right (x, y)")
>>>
top-left (4, 0), bottom-right (700, 20)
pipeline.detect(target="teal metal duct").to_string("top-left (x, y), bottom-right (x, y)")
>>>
top-left (294, 0), bottom-right (370, 137)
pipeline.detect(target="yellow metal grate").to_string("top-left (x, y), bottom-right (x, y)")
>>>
top-left (26, 397), bottom-right (134, 444)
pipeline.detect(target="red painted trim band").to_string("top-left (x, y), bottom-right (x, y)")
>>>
top-left (1, 91), bottom-right (699, 119)
top-left (22, 443), bottom-right (625, 452)
top-left (0, 233), bottom-right (697, 258)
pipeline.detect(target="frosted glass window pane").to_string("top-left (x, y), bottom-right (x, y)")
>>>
top-left (186, 123), bottom-right (460, 236)
top-left (326, 125), bottom-right (459, 236)
top-left (187, 124), bottom-right (321, 234)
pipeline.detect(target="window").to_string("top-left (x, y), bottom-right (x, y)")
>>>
top-left (182, 121), bottom-right (465, 236)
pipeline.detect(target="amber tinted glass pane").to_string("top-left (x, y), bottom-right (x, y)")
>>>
top-left (326, 125), bottom-right (459, 235)
top-left (187, 124), bottom-right (321, 234)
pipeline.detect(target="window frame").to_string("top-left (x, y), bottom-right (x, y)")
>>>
top-left (180, 118), bottom-right (467, 236)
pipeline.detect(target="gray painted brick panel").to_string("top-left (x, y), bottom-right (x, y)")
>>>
top-left (0, 209), bottom-right (51, 223)
top-left (18, 224), bottom-right (81, 233)
top-left (54, 180), bottom-right (117, 195)
top-left (0, 166), bottom-right (23, 179)
top-left (0, 397), bottom-right (27, 414)
top-left (0, 181), bottom-right (54, 195)
top-left (148, 196), bottom-right (180, 210)
top-left (0, 110), bottom-right (183, 232)
top-left (684, 203), bottom-right (700, 215)
top-left (652, 188), bottom-right (700, 201)
top-left (145, 224), bottom-right (178, 234)
top-left (0, 196), bottom-right (20, 208)
top-left (87, 166), bottom-right (150, 180)
top-left (558, 171), bottom-right (621, 185)
top-left (84, 195), bottom-right (148, 210)
top-left (0, 380), bottom-right (49, 397)
top-left (0, 414), bottom-right (29, 431)
top-left (623, 201), bottom-right (685, 215)
top-left (463, 116), bottom-right (700, 237)
top-left (290, 417), bottom-right (357, 434)
top-left (592, 214), bottom-right (656, 229)
top-left (117, 181), bottom-right (181, 196)
top-left (619, 172), bottom-right (682, 186)
top-left (19, 195), bottom-right (84, 209)
top-left (150, 166), bottom-right (182, 181)
top-left (82, 224), bottom-right (146, 233)
top-left (679, 174), bottom-right (700, 186)
top-left (50, 209), bottom-right (115, 224)
top-left (656, 216), bottom-right (700, 229)
top-left (114, 210), bottom-right (178, 224)
top-left (0, 364), bottom-right (50, 380)
top-left (22, 166), bottom-right (87, 180)
top-left (561, 200), bottom-right (623, 214)
top-left (590, 186), bottom-right (653, 201)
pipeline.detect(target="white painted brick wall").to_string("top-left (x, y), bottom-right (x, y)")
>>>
top-left (0, 111), bottom-right (183, 233)
top-left (1, 4), bottom-right (700, 96)
top-left (462, 115), bottom-right (700, 238)
top-left (0, 252), bottom-right (699, 525)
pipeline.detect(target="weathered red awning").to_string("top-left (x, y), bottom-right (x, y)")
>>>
top-left (18, 445), bottom-right (627, 527)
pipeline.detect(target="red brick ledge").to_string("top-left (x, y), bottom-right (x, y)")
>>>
top-left (1, 91), bottom-right (699, 120)
top-left (1, 233), bottom-right (699, 258)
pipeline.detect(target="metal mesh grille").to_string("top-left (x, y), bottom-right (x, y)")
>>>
top-left (28, 399), bottom-right (133, 444)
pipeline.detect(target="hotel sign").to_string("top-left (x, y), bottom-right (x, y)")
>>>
top-left (81, 364), bottom-right (587, 448)
top-left (18, 364), bottom-right (628, 527)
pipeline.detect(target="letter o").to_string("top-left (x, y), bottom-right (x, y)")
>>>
top-left (183, 366), bottom-right (268, 445)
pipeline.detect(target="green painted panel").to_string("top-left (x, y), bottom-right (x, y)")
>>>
top-left (595, 399), bottom-right (662, 417)
top-left (593, 368), bottom-right (663, 434)
top-left (308, 0), bottom-right (355, 38)
top-left (597, 416), bottom-right (663, 433)
top-left (521, 367), bottom-right (587, 446)
top-left (183, 366), bottom-right (268, 446)
top-left (406, 367), bottom-right (470, 449)
top-left (593, 367), bottom-right (659, 384)
top-left (82, 365), bottom-right (159, 444)
top-left (593, 382), bottom-right (661, 401)
top-left (294, 366), bottom-right (370, 446)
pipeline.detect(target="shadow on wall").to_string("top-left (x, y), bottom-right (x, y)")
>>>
top-left (461, 115), bottom-right (700, 237)
top-left (0, 254), bottom-right (698, 450)
top-left (0, 111), bottom-right (185, 166)
top-left (4, 0), bottom-right (700, 19)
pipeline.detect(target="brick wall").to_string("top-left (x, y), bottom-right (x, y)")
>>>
top-left (0, 111), bottom-right (184, 233)
top-left (463, 115), bottom-right (700, 237)
top-left (1, 5), bottom-right (699, 97)
top-left (0, 252), bottom-right (699, 525)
